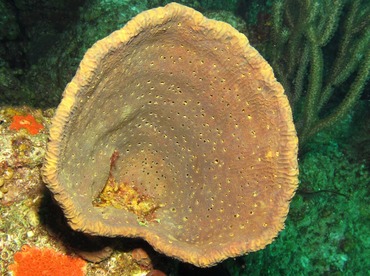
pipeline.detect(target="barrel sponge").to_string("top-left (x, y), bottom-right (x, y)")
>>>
top-left (42, 3), bottom-right (298, 267)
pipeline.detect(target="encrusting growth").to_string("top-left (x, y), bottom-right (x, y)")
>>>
top-left (93, 150), bottom-right (162, 224)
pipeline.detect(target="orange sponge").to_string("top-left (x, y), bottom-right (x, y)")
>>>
top-left (9, 114), bottom-right (44, 135)
top-left (9, 245), bottom-right (86, 276)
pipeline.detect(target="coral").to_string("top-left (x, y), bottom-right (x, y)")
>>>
top-left (9, 114), bottom-right (44, 135)
top-left (0, 107), bottom-right (49, 168)
top-left (267, 0), bottom-right (369, 147)
top-left (8, 245), bottom-right (86, 276)
top-left (0, 107), bottom-right (49, 205)
top-left (42, 3), bottom-right (298, 267)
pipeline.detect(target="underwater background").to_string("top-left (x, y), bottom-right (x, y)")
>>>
top-left (0, 0), bottom-right (369, 275)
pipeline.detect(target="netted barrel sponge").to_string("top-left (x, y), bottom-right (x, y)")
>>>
top-left (42, 3), bottom-right (298, 267)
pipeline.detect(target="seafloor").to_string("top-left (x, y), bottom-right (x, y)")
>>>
top-left (1, 0), bottom-right (369, 275)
